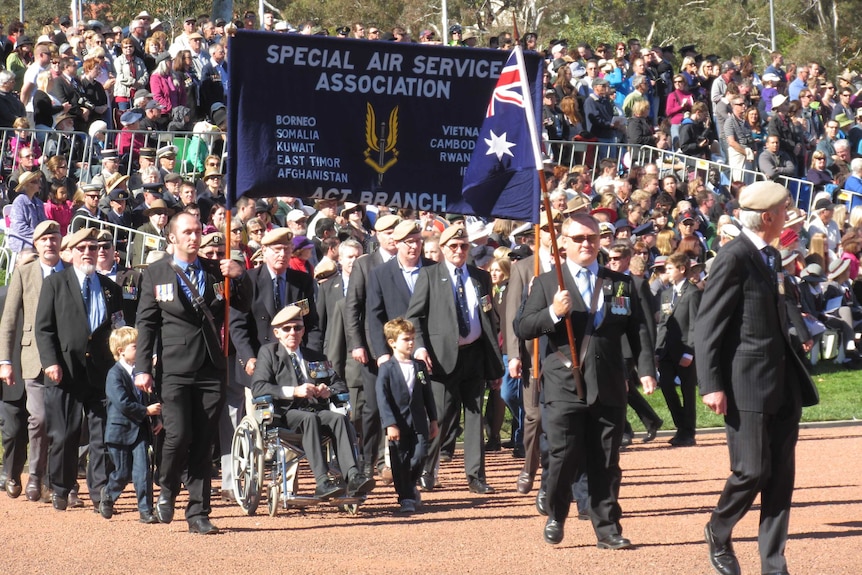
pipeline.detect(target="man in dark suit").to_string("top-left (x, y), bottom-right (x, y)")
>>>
top-left (0, 221), bottom-right (64, 501)
top-left (316, 239), bottom-right (363, 430)
top-left (656, 253), bottom-right (701, 446)
top-left (134, 212), bottom-right (249, 535)
top-left (35, 227), bottom-right (125, 511)
top-left (517, 213), bottom-right (656, 548)
top-left (230, 226), bottom-right (320, 378)
top-left (250, 305), bottom-right (374, 499)
top-left (696, 181), bottom-right (819, 575)
top-left (406, 223), bottom-right (503, 494)
top-left (343, 213), bottom-right (401, 476)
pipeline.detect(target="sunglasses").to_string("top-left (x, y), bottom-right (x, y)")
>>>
top-left (564, 234), bottom-right (599, 243)
top-left (75, 244), bottom-right (98, 252)
top-left (278, 324), bottom-right (304, 332)
top-left (446, 243), bottom-right (470, 251)
top-left (97, 242), bottom-right (113, 250)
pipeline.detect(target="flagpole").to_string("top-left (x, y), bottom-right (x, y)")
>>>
top-left (223, 210), bottom-right (232, 357)
top-left (513, 46), bottom-right (585, 400)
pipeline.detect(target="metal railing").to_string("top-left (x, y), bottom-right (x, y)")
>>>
top-left (69, 214), bottom-right (167, 268)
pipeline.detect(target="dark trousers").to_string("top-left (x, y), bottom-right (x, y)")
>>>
top-left (159, 367), bottom-right (224, 521)
top-left (358, 362), bottom-right (381, 469)
top-left (544, 399), bottom-right (626, 540)
top-left (710, 399), bottom-right (801, 573)
top-left (0, 398), bottom-right (28, 480)
top-left (282, 408), bottom-right (358, 485)
top-left (44, 386), bottom-right (109, 500)
top-left (388, 431), bottom-right (427, 502)
top-left (658, 359), bottom-right (697, 439)
top-left (424, 344), bottom-right (486, 482)
top-left (106, 435), bottom-right (153, 512)
top-left (625, 359), bottom-right (663, 432)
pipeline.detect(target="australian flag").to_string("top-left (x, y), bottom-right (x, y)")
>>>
top-left (458, 46), bottom-right (543, 223)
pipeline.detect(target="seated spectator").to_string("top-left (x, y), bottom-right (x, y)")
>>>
top-left (150, 52), bottom-right (184, 115)
top-left (130, 198), bottom-right (171, 266)
top-left (250, 305), bottom-right (375, 500)
top-left (807, 199), bottom-right (842, 253)
top-left (7, 170), bottom-right (46, 252)
top-left (758, 135), bottom-right (796, 180)
top-left (806, 150), bottom-right (834, 190)
top-left (844, 158), bottom-right (862, 195)
top-left (678, 102), bottom-right (711, 159)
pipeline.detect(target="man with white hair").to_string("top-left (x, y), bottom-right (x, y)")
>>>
top-left (697, 181), bottom-right (818, 575)
top-left (806, 197), bottom-right (842, 252)
top-left (844, 157), bottom-right (862, 194)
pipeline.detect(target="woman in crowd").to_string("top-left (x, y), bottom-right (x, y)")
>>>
top-left (746, 106), bottom-right (765, 158)
top-left (807, 150), bottom-right (835, 190)
top-left (113, 38), bottom-right (148, 111)
top-left (558, 95), bottom-right (585, 139)
top-left (33, 70), bottom-right (70, 137)
top-left (656, 228), bottom-right (678, 256)
top-left (626, 100), bottom-right (655, 146)
top-left (150, 53), bottom-right (185, 115)
top-left (7, 171), bottom-right (46, 252)
top-left (173, 49), bottom-right (200, 121)
top-left (666, 74), bottom-right (695, 147)
top-left (290, 235), bottom-right (315, 275)
top-left (80, 57), bottom-right (110, 130)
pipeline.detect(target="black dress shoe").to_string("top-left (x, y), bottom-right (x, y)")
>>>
top-left (535, 489), bottom-right (548, 516)
top-left (99, 499), bottom-right (114, 519)
top-left (704, 523), bottom-right (741, 575)
top-left (643, 419), bottom-right (663, 443)
top-left (6, 477), bottom-right (22, 498)
top-left (484, 438), bottom-right (501, 451)
top-left (511, 445), bottom-right (526, 458)
top-left (439, 451), bottom-right (453, 463)
top-left (156, 494), bottom-right (176, 524)
top-left (597, 534), bottom-right (633, 550)
top-left (188, 516), bottom-right (220, 535)
top-left (25, 476), bottom-right (42, 502)
top-left (577, 511), bottom-right (590, 521)
top-left (314, 478), bottom-right (346, 500)
top-left (467, 478), bottom-right (495, 494)
top-left (68, 489), bottom-right (84, 508)
top-left (544, 519), bottom-right (564, 544)
top-left (418, 473), bottom-right (435, 492)
top-left (501, 439), bottom-right (516, 449)
top-left (139, 511), bottom-right (159, 524)
top-left (516, 470), bottom-right (534, 494)
top-left (347, 472), bottom-right (375, 496)
top-left (52, 493), bottom-right (68, 511)
top-left (670, 436), bottom-right (697, 447)
top-left (620, 433), bottom-right (633, 447)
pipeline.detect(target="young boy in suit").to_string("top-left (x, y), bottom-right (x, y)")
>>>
top-left (376, 318), bottom-right (438, 514)
top-left (100, 326), bottom-right (162, 523)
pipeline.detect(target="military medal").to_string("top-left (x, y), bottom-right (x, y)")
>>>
top-left (155, 283), bottom-right (174, 302)
top-left (480, 294), bottom-right (492, 313)
top-left (213, 283), bottom-right (224, 301)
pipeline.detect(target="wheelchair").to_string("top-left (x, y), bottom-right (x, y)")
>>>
top-left (230, 392), bottom-right (364, 516)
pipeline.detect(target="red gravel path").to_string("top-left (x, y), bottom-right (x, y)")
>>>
top-left (2, 424), bottom-right (860, 575)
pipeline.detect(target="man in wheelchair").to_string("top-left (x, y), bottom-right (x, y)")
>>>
top-left (250, 305), bottom-right (375, 500)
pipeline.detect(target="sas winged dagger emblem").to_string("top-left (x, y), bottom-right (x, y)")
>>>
top-left (363, 102), bottom-right (399, 184)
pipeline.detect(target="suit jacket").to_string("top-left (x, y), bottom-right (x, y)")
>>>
top-left (344, 250), bottom-right (387, 353)
top-left (230, 264), bottom-right (320, 368)
top-left (35, 267), bottom-right (124, 397)
top-left (695, 233), bottom-right (818, 413)
top-left (518, 265), bottom-right (654, 408)
top-left (405, 262), bottom-right (503, 379)
top-left (316, 271), bottom-right (349, 378)
top-left (0, 286), bottom-right (24, 402)
top-left (0, 259), bottom-right (50, 381)
top-left (376, 358), bottom-right (437, 438)
top-left (656, 280), bottom-right (701, 363)
top-left (250, 344), bottom-right (346, 411)
top-left (135, 256), bottom-right (249, 376)
top-left (367, 256), bottom-right (436, 358)
top-left (104, 362), bottom-right (149, 446)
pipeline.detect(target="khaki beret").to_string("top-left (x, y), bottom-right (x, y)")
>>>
top-left (200, 232), bottom-right (225, 248)
top-left (96, 229), bottom-right (114, 242)
top-left (271, 304), bottom-right (304, 327)
top-left (314, 259), bottom-right (338, 280)
top-left (33, 220), bottom-right (61, 242)
top-left (66, 227), bottom-right (98, 249)
top-left (439, 222), bottom-right (468, 245)
top-left (374, 213), bottom-right (402, 232)
top-left (539, 209), bottom-right (563, 229)
top-left (392, 220), bottom-right (422, 242)
top-left (738, 181), bottom-right (788, 211)
top-left (261, 227), bottom-right (293, 246)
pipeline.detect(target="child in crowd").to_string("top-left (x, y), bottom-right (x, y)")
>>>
top-left (43, 181), bottom-right (74, 236)
top-left (376, 318), bottom-right (438, 514)
top-left (100, 326), bottom-right (162, 523)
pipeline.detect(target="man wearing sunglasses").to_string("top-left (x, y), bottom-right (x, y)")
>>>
top-left (35, 227), bottom-right (125, 512)
top-left (517, 214), bottom-right (656, 548)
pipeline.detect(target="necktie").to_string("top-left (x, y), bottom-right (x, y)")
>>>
top-left (274, 275), bottom-right (284, 311)
top-left (455, 267), bottom-right (470, 338)
top-left (83, 274), bottom-right (92, 313)
top-left (577, 268), bottom-right (592, 309)
top-left (289, 352), bottom-right (304, 383)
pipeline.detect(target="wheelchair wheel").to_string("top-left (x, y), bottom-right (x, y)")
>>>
top-left (267, 483), bottom-right (280, 517)
top-left (231, 416), bottom-right (264, 515)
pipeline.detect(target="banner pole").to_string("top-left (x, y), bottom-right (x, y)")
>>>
top-left (223, 210), bottom-right (232, 357)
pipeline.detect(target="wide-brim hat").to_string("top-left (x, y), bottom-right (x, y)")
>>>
top-left (828, 258), bottom-right (850, 280)
top-left (15, 170), bottom-right (41, 191)
top-left (143, 199), bottom-right (174, 217)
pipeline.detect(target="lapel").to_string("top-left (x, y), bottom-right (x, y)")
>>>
top-left (594, 268), bottom-right (609, 329)
top-left (741, 233), bottom-right (775, 290)
top-left (63, 268), bottom-right (87, 319)
top-left (257, 267), bottom-right (277, 316)
top-left (437, 262), bottom-right (456, 315)
top-left (389, 361), bottom-right (410, 403)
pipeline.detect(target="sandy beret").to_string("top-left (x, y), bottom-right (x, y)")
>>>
top-left (392, 220), bottom-right (422, 242)
top-left (200, 232), bottom-right (225, 248)
top-left (261, 227), bottom-right (293, 246)
top-left (271, 305), bottom-right (303, 327)
top-left (374, 213), bottom-right (402, 232)
top-left (66, 227), bottom-right (98, 249)
top-left (96, 229), bottom-right (114, 242)
top-left (33, 220), bottom-right (61, 241)
top-left (738, 181), bottom-right (788, 211)
top-left (539, 209), bottom-right (562, 229)
top-left (439, 222), bottom-right (468, 245)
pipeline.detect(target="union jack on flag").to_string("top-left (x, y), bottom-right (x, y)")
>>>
top-left (486, 62), bottom-right (526, 117)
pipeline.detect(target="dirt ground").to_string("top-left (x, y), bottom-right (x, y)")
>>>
top-left (1, 423), bottom-right (860, 575)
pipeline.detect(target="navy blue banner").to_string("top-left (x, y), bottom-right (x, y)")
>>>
top-left (226, 31), bottom-right (543, 219)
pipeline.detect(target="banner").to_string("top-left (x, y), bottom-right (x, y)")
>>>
top-left (226, 31), bottom-right (543, 220)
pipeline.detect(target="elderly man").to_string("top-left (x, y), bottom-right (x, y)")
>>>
top-left (251, 304), bottom-right (374, 499)
top-left (135, 212), bottom-right (249, 534)
top-left (806, 198), bottom-right (842, 252)
top-left (406, 224), bottom-right (504, 495)
top-left (696, 182), bottom-right (819, 575)
top-left (517, 214), bottom-right (657, 547)
top-left (0, 221), bottom-right (64, 501)
top-left (35, 227), bottom-right (125, 511)
top-left (844, 157), bottom-right (862, 194)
